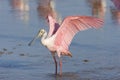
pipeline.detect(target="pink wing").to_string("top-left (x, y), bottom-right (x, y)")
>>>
top-left (54, 16), bottom-right (103, 50)
top-left (47, 15), bottom-right (60, 37)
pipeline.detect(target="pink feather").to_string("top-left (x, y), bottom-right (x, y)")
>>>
top-left (47, 15), bottom-right (60, 37)
top-left (53, 16), bottom-right (103, 52)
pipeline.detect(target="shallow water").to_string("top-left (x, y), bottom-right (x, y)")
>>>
top-left (0, 0), bottom-right (120, 80)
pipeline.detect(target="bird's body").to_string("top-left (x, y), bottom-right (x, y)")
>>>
top-left (41, 32), bottom-right (56, 51)
top-left (28, 15), bottom-right (103, 76)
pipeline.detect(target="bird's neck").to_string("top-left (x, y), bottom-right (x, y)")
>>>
top-left (41, 31), bottom-right (48, 45)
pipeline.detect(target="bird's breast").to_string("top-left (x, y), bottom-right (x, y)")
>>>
top-left (45, 39), bottom-right (54, 47)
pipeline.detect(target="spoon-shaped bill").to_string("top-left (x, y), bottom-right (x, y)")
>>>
top-left (28, 33), bottom-right (39, 46)
top-left (28, 37), bottom-right (37, 46)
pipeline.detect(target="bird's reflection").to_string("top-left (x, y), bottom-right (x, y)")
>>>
top-left (86, 0), bottom-right (106, 19)
top-left (37, 0), bottom-right (61, 23)
top-left (47, 72), bottom-right (80, 80)
top-left (110, 0), bottom-right (120, 25)
top-left (112, 0), bottom-right (120, 10)
top-left (37, 0), bottom-right (56, 19)
top-left (10, 0), bottom-right (30, 23)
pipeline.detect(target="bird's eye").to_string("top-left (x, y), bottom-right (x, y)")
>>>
top-left (40, 31), bottom-right (43, 33)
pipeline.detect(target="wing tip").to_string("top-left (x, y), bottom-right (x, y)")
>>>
top-left (61, 51), bottom-right (72, 57)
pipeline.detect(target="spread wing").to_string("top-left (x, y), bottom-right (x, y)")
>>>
top-left (54, 16), bottom-right (103, 50)
top-left (47, 15), bottom-right (60, 37)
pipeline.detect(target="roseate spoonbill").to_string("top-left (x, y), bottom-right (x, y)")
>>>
top-left (28, 15), bottom-right (103, 76)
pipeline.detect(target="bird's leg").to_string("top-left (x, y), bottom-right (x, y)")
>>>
top-left (59, 57), bottom-right (62, 76)
top-left (53, 55), bottom-right (58, 75)
top-left (51, 52), bottom-right (58, 75)
top-left (57, 51), bottom-right (62, 76)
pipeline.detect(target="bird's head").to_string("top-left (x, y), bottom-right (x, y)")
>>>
top-left (28, 29), bottom-right (46, 46)
top-left (37, 29), bottom-right (46, 38)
